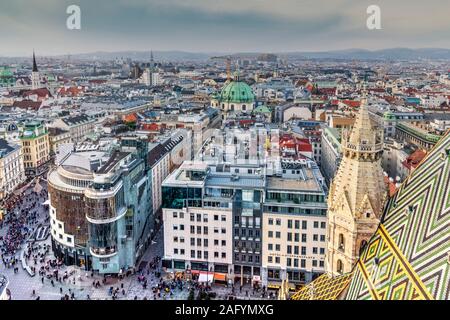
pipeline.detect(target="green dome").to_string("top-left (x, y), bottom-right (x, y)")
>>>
top-left (0, 67), bottom-right (13, 78)
top-left (219, 81), bottom-right (255, 104)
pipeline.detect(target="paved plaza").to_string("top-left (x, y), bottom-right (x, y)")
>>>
top-left (0, 180), bottom-right (274, 301)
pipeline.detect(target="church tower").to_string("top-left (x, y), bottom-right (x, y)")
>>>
top-left (326, 93), bottom-right (387, 275)
top-left (31, 51), bottom-right (40, 90)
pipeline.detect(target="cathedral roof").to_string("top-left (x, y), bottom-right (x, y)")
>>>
top-left (291, 130), bottom-right (450, 300)
top-left (346, 130), bottom-right (450, 300)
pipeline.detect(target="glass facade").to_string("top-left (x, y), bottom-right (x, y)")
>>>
top-left (89, 222), bottom-right (118, 255)
top-left (48, 184), bottom-right (88, 246)
top-left (162, 186), bottom-right (202, 209)
top-left (85, 187), bottom-right (125, 220)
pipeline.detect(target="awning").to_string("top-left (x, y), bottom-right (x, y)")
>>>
top-left (214, 273), bottom-right (227, 282)
top-left (267, 282), bottom-right (281, 289)
top-left (198, 272), bottom-right (214, 283)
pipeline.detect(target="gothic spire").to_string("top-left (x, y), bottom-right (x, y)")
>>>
top-left (32, 50), bottom-right (38, 72)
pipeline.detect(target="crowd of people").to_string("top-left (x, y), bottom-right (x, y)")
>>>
top-left (0, 181), bottom-right (47, 269)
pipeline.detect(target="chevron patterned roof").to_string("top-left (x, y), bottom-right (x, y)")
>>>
top-left (290, 131), bottom-right (450, 300)
top-left (346, 130), bottom-right (450, 300)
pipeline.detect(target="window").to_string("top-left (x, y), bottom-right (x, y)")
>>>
top-left (190, 238), bottom-right (195, 246)
top-left (173, 212), bottom-right (178, 218)
top-left (313, 234), bottom-right (318, 241)
top-left (180, 249), bottom-right (185, 255)
top-left (287, 258), bottom-right (292, 267)
top-left (221, 252), bottom-right (226, 259)
top-left (197, 251), bottom-right (202, 259)
top-left (268, 218), bottom-right (273, 225)
top-left (301, 247), bottom-right (306, 255)
top-left (294, 220), bottom-right (300, 229)
top-left (301, 259), bottom-right (306, 268)
top-left (196, 214), bottom-right (201, 222)
top-left (312, 247), bottom-right (318, 254)
top-left (288, 219), bottom-right (293, 228)
top-left (268, 244), bottom-right (273, 251)
top-left (214, 252), bottom-right (219, 258)
top-left (268, 231), bottom-right (273, 238)
top-left (180, 224), bottom-right (184, 231)
top-left (174, 248), bottom-right (178, 254)
top-left (221, 240), bottom-right (226, 246)
top-left (287, 233), bottom-right (292, 241)
top-left (268, 256), bottom-right (273, 263)
top-left (337, 260), bottom-right (344, 274)
top-left (320, 248), bottom-right (325, 255)
top-left (173, 237), bottom-right (179, 243)
top-left (302, 234), bottom-right (307, 242)
top-left (204, 251), bottom-right (208, 259)
top-left (275, 231), bottom-right (281, 238)
top-left (276, 219), bottom-right (281, 226)
top-left (302, 221), bottom-right (307, 230)
top-left (191, 250), bottom-right (195, 258)
top-left (275, 257), bottom-right (280, 264)
top-left (313, 221), bottom-right (319, 228)
top-left (214, 227), bottom-right (219, 234)
top-left (190, 213), bottom-right (194, 222)
top-left (221, 228), bottom-right (226, 234)
top-left (214, 215), bottom-right (219, 221)
top-left (287, 245), bottom-right (292, 254)
top-left (293, 259), bottom-right (298, 267)
top-left (221, 215), bottom-right (226, 222)
top-left (275, 244), bottom-right (280, 251)
top-left (321, 222), bottom-right (326, 229)
top-left (339, 234), bottom-right (345, 250)
top-left (190, 226), bottom-right (195, 234)
top-left (319, 261), bottom-right (324, 267)
top-left (197, 226), bottom-right (201, 234)
top-left (203, 226), bottom-right (208, 235)
top-left (320, 235), bottom-right (325, 242)
top-left (197, 238), bottom-right (201, 246)
top-left (294, 246), bottom-right (299, 255)
top-left (312, 260), bottom-right (317, 267)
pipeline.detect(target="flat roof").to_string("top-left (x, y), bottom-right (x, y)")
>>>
top-left (266, 174), bottom-right (322, 193)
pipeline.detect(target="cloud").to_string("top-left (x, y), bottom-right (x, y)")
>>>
top-left (1, 0), bottom-right (450, 55)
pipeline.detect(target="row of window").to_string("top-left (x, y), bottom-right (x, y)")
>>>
top-left (172, 211), bottom-right (228, 223)
top-left (187, 250), bottom-right (226, 259)
top-left (268, 218), bottom-right (326, 229)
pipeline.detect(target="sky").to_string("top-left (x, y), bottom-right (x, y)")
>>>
top-left (1, 0), bottom-right (450, 56)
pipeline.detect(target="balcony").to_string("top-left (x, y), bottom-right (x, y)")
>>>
top-left (90, 246), bottom-right (118, 258)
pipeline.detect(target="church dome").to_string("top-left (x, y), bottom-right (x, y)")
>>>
top-left (219, 81), bottom-right (255, 104)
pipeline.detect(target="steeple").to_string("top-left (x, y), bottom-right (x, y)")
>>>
top-left (326, 92), bottom-right (387, 276)
top-left (31, 50), bottom-right (40, 89)
top-left (32, 50), bottom-right (38, 72)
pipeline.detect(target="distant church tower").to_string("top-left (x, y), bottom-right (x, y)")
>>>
top-left (326, 93), bottom-right (387, 275)
top-left (31, 51), bottom-right (40, 90)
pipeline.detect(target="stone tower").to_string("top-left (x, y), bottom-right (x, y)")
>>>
top-left (326, 94), bottom-right (387, 275)
top-left (31, 51), bottom-right (40, 90)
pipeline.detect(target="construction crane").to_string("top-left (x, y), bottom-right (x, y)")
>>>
top-left (210, 55), bottom-right (232, 82)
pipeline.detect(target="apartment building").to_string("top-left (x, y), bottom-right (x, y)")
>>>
top-left (0, 139), bottom-right (26, 201)
top-left (19, 121), bottom-right (50, 177)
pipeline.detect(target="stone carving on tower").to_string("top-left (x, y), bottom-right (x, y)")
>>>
top-left (326, 93), bottom-right (387, 276)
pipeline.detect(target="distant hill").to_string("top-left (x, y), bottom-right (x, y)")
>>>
top-left (281, 48), bottom-right (450, 61)
top-left (5, 48), bottom-right (450, 62)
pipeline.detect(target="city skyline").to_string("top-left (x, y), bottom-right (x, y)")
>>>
top-left (2, 0), bottom-right (450, 56)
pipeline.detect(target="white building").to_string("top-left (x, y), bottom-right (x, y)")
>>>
top-left (0, 139), bottom-right (26, 201)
